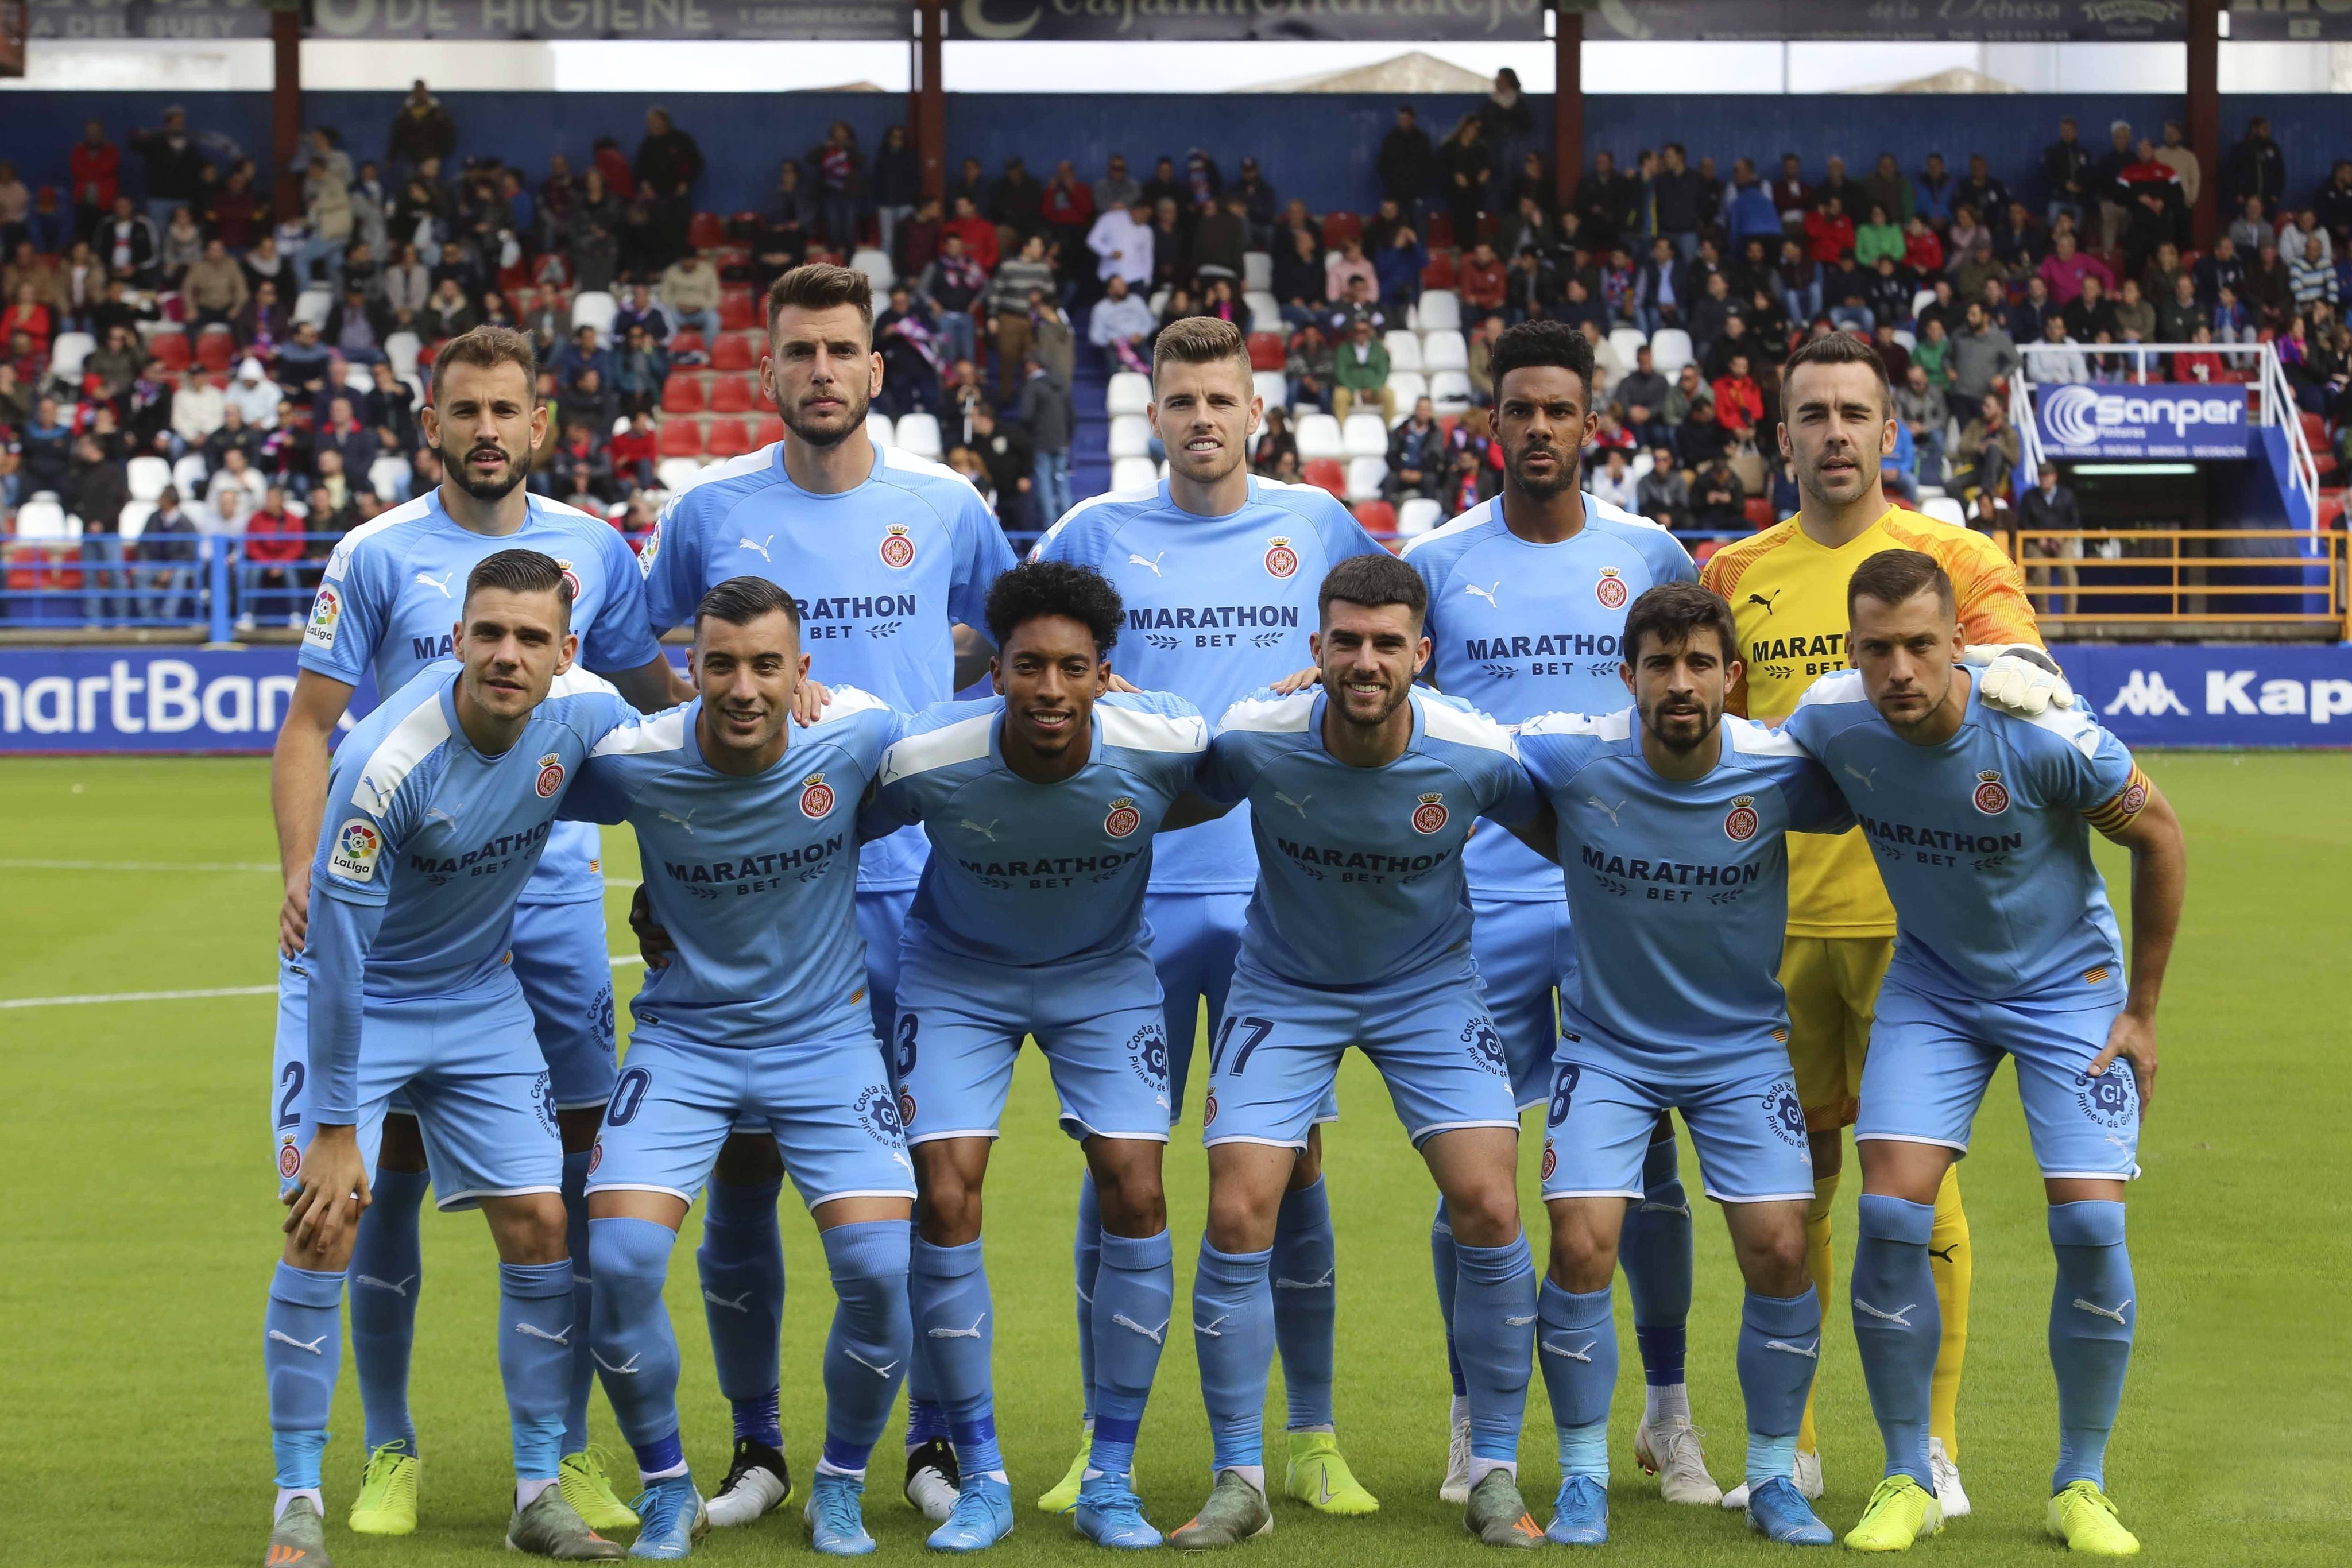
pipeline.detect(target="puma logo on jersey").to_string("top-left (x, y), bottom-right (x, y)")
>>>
top-left (961, 818), bottom-right (1000, 842)
top-left (1587, 795), bottom-right (1625, 826)
top-left (413, 570), bottom-right (454, 598)
top-left (1463, 580), bottom-right (1501, 609)
top-left (1274, 791), bottom-right (1313, 816)
top-left (927, 1314), bottom-right (987, 1339)
top-left (737, 533), bottom-right (775, 561)
top-left (657, 807), bottom-right (699, 834)
top-left (1748, 590), bottom-right (1781, 615)
top-left (1128, 551), bottom-right (1166, 577)
top-left (421, 808), bottom-right (456, 829)
top-left (1845, 764), bottom-right (1878, 792)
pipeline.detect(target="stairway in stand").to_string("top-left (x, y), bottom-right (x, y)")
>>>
top-left (1067, 303), bottom-right (1115, 514)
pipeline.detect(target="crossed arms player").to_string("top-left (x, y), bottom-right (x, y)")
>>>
top-left (558, 576), bottom-right (917, 1559)
top-left (265, 552), bottom-right (643, 1567)
top-left (1782, 550), bottom-right (2182, 1555)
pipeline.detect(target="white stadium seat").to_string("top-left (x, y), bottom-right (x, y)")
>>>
top-left (1293, 412), bottom-right (1345, 460)
top-left (368, 455), bottom-right (413, 502)
top-left (1341, 413), bottom-right (1389, 458)
top-left (1383, 330), bottom-right (1424, 374)
top-left (1344, 455), bottom-right (1388, 501)
top-left (1252, 370), bottom-right (1289, 409)
top-left (866, 411), bottom-right (896, 448)
top-left (1912, 287), bottom-right (1939, 321)
top-left (1111, 456), bottom-right (1160, 492)
top-left (1249, 300), bottom-right (1285, 335)
top-left (1609, 327), bottom-right (1649, 369)
top-left (1428, 371), bottom-right (1473, 412)
top-left (656, 457), bottom-right (706, 494)
top-left (1415, 291), bottom-right (1461, 332)
top-left (293, 289), bottom-right (334, 329)
top-left (127, 456), bottom-right (172, 502)
top-left (117, 499), bottom-right (156, 541)
top-left (1631, 451), bottom-right (1655, 482)
top-left (893, 412), bottom-right (943, 458)
top-left (1148, 288), bottom-right (1171, 318)
top-left (172, 453), bottom-right (210, 498)
top-left (14, 496), bottom-right (71, 540)
top-left (1107, 414), bottom-right (1152, 459)
top-left (1243, 251), bottom-right (1274, 292)
top-left (1396, 497), bottom-right (1442, 537)
top-left (850, 249), bottom-right (896, 292)
top-left (385, 331), bottom-right (422, 378)
top-left (1421, 330), bottom-right (1469, 373)
top-left (1384, 370), bottom-right (1428, 416)
top-left (49, 331), bottom-right (95, 381)
top-left (1923, 496), bottom-right (1968, 527)
top-left (570, 291), bottom-right (618, 338)
top-left (1243, 291), bottom-right (1281, 327)
top-left (1105, 371), bottom-right (1153, 417)
top-left (1649, 328), bottom-right (1694, 374)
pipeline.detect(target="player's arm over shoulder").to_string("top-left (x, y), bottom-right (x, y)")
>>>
top-left (1944, 525), bottom-right (2044, 649)
top-left (2010, 707), bottom-right (2152, 834)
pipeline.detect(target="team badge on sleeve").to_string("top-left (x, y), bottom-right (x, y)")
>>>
top-left (1972, 769), bottom-right (2011, 815)
top-left (1595, 566), bottom-right (1628, 609)
top-left (535, 753), bottom-right (566, 798)
top-left (1411, 792), bottom-right (1449, 834)
top-left (329, 818), bottom-right (382, 883)
top-left (638, 520), bottom-right (662, 576)
top-left (879, 524), bottom-right (916, 570)
top-left (278, 1137), bottom-right (301, 1179)
top-left (1104, 796), bottom-right (1142, 838)
top-left (799, 772), bottom-right (836, 818)
top-left (1263, 536), bottom-right (1299, 579)
top-left (303, 587), bottom-right (342, 651)
top-left (1724, 794), bottom-right (1759, 842)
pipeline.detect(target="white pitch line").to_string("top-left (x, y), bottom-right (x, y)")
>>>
top-left (0, 857), bottom-right (277, 873)
top-left (2, 954), bottom-right (647, 1011)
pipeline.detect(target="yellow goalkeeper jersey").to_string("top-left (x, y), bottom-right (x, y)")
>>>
top-left (1701, 505), bottom-right (2043, 938)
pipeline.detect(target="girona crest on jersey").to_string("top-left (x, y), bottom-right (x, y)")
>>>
top-left (1724, 793), bottom-right (1759, 842)
top-left (1972, 768), bottom-right (2011, 815)
top-left (800, 771), bottom-right (836, 818)
top-left (278, 1139), bottom-right (301, 1179)
top-left (553, 557), bottom-right (582, 601)
top-left (1411, 791), bottom-right (1449, 834)
top-left (1595, 565), bottom-right (1628, 609)
top-left (1540, 1140), bottom-right (1557, 1182)
top-left (1104, 796), bottom-right (1142, 838)
top-left (535, 752), bottom-right (566, 798)
top-left (879, 523), bottom-right (916, 570)
top-left (1263, 535), bottom-right (1299, 578)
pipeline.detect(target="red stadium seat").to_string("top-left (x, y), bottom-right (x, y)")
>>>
top-left (195, 329), bottom-right (234, 372)
top-left (704, 417), bottom-right (753, 458)
top-left (1421, 252), bottom-right (1457, 290)
top-left (1247, 331), bottom-right (1287, 371)
top-left (688, 211), bottom-right (728, 251)
top-left (657, 420), bottom-right (703, 459)
top-left (719, 290), bottom-right (758, 332)
top-left (753, 415), bottom-right (784, 446)
top-left (1303, 458), bottom-right (1346, 499)
top-left (1320, 212), bottom-right (1363, 249)
top-left (661, 374), bottom-right (705, 413)
top-left (1425, 212), bottom-right (1456, 250)
top-left (708, 374), bottom-right (756, 413)
top-left (2318, 489), bottom-right (2346, 532)
top-left (1352, 500), bottom-right (1396, 536)
top-left (670, 329), bottom-right (706, 358)
top-left (1743, 495), bottom-right (1775, 529)
top-left (710, 333), bottom-right (759, 373)
top-left (150, 331), bottom-right (191, 371)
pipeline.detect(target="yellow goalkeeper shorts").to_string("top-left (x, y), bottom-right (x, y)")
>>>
top-left (1779, 935), bottom-right (1894, 1133)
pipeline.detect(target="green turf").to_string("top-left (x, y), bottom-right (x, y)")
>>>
top-left (2, 752), bottom-right (2345, 1566)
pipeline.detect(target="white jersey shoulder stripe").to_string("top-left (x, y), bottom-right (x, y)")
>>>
top-left (880, 443), bottom-right (987, 500)
top-left (1583, 491), bottom-right (1674, 535)
top-left (1098, 702), bottom-right (1208, 756)
top-left (2005, 697), bottom-right (2101, 752)
top-left (1795, 669), bottom-right (1870, 708)
top-left (1724, 714), bottom-right (1806, 757)
top-left (548, 666), bottom-right (620, 699)
top-left (350, 693), bottom-right (453, 818)
top-left (590, 706), bottom-right (690, 758)
top-left (1396, 500), bottom-right (1497, 558)
top-left (816, 683), bottom-right (892, 721)
top-left (880, 708), bottom-right (995, 787)
top-left (1217, 689), bottom-right (1316, 735)
top-left (320, 491), bottom-right (437, 581)
top-left (1519, 707), bottom-right (1634, 741)
top-left (1417, 690), bottom-right (1519, 755)
top-left (1038, 481), bottom-right (1162, 550)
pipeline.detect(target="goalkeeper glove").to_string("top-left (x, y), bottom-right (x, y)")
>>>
top-left (1966, 643), bottom-right (2074, 717)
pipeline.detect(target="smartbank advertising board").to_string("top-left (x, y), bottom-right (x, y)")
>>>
top-left (1, 644), bottom-right (2347, 753)
top-left (2034, 382), bottom-right (2251, 461)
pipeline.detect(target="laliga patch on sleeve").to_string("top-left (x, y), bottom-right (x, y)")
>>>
top-left (329, 817), bottom-right (382, 884)
top-left (303, 586), bottom-right (342, 651)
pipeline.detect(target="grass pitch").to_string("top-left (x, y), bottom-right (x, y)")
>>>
top-left (1, 752), bottom-right (2345, 1566)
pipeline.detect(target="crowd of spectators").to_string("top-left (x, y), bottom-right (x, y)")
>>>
top-left (0, 79), bottom-right (2344, 620)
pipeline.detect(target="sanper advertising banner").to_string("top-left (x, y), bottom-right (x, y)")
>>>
top-left (2034, 382), bottom-right (2252, 462)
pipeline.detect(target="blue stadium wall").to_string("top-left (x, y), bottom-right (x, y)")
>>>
top-left (2, 90), bottom-right (2345, 222)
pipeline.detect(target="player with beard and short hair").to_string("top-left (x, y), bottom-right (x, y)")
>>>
top-left (1176, 553), bottom-right (1546, 1551)
top-left (268, 327), bottom-right (690, 1540)
top-left (1396, 320), bottom-right (1713, 1507)
top-left (1027, 317), bottom-right (1387, 1519)
top-left (634, 262), bottom-right (1016, 1528)
top-left (262, 550), bottom-right (645, 1567)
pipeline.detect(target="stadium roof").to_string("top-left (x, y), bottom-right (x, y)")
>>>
top-left (1239, 49), bottom-right (1493, 95)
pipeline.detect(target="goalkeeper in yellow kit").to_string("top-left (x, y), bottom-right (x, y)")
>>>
top-left (1703, 332), bottom-right (2069, 1520)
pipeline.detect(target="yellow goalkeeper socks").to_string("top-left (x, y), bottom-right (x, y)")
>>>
top-left (1796, 1171), bottom-right (1839, 1456)
top-left (1928, 1163), bottom-right (1971, 1462)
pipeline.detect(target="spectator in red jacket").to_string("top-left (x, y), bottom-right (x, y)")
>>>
top-left (1456, 241), bottom-right (1508, 313)
top-left (1040, 161), bottom-right (1096, 265)
top-left (1711, 351), bottom-right (1765, 436)
top-left (238, 486), bottom-right (308, 628)
top-left (1902, 214), bottom-right (1944, 274)
top-left (609, 410), bottom-right (659, 495)
top-left (68, 120), bottom-right (122, 240)
top-left (1803, 195), bottom-right (1854, 266)
top-left (942, 195), bottom-right (1000, 274)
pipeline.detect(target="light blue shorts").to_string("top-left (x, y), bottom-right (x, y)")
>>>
top-left (1471, 893), bottom-right (1576, 1112)
top-left (892, 938), bottom-right (1173, 1145)
top-left (590, 1033), bottom-right (916, 1210)
top-left (1539, 1055), bottom-right (1815, 1205)
top-left (856, 885), bottom-right (918, 1047)
top-left (275, 977), bottom-right (562, 1210)
top-left (1202, 959), bottom-right (1517, 1152)
top-left (1856, 976), bottom-right (2141, 1182)
top-left (509, 898), bottom-right (619, 1110)
top-left (1143, 887), bottom-right (1249, 1121)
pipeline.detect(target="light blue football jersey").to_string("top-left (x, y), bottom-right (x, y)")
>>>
top-left (639, 444), bottom-right (1016, 892)
top-left (863, 690), bottom-right (1208, 967)
top-left (1198, 686), bottom-right (1536, 989)
top-left (1402, 494), bottom-right (1695, 901)
top-left (303, 661), bottom-right (639, 1118)
top-left (1517, 708), bottom-right (1854, 1087)
top-left (1030, 477), bottom-right (1386, 893)
top-left (559, 689), bottom-right (900, 1053)
top-left (1783, 671), bottom-right (2143, 1009)
top-left (299, 489), bottom-right (663, 905)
